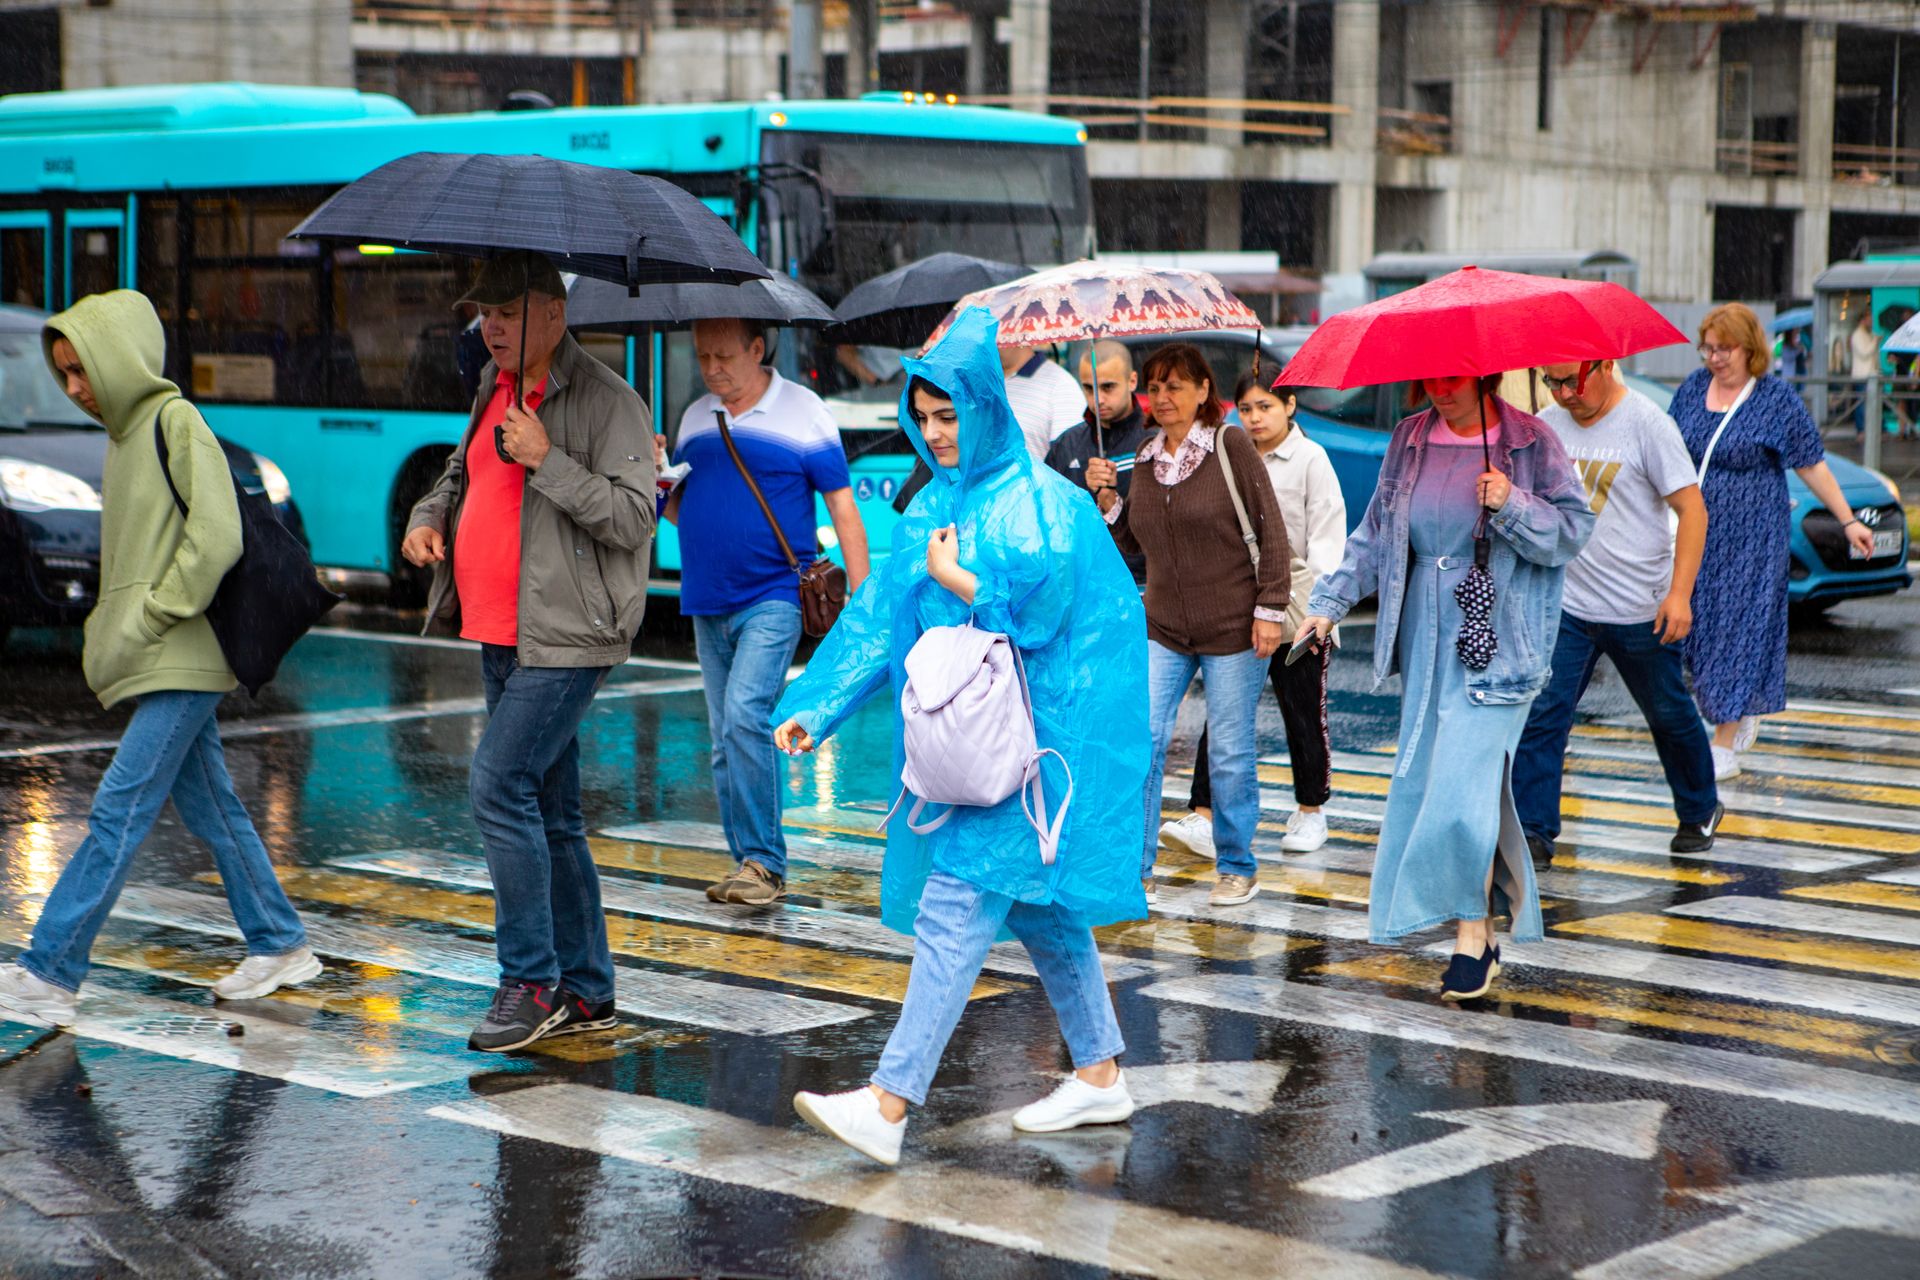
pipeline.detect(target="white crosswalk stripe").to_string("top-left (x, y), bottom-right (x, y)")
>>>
top-left (1560, 740), bottom-right (1920, 790)
top-left (1143, 974), bottom-right (1920, 1128)
top-left (109, 884), bottom-right (871, 1037)
top-left (1668, 895), bottom-right (1920, 949)
top-left (1869, 864), bottom-right (1920, 887)
top-left (0, 989), bottom-right (466, 1096)
top-left (429, 1084), bottom-right (1442, 1280)
top-left (1286, 843), bottom-right (1654, 905)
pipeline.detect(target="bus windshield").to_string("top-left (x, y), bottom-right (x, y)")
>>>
top-left (758, 130), bottom-right (1092, 293)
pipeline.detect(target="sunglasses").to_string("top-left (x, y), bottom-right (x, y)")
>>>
top-left (1697, 342), bottom-right (1741, 361)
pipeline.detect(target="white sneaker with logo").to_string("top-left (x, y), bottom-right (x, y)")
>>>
top-left (794, 1086), bottom-right (905, 1166)
top-left (0, 963), bottom-right (77, 1026)
top-left (1280, 810), bottom-right (1329, 852)
top-left (1158, 812), bottom-right (1216, 861)
top-left (211, 947), bottom-right (324, 1001)
top-left (1733, 716), bottom-right (1760, 754)
top-left (1711, 744), bottom-right (1742, 782)
top-left (1012, 1071), bottom-right (1136, 1133)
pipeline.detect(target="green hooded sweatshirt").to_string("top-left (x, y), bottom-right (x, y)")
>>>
top-left (43, 290), bottom-right (240, 708)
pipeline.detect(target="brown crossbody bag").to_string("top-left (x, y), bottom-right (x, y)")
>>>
top-left (713, 409), bottom-right (848, 637)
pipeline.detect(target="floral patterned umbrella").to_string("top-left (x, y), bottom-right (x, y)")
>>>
top-left (920, 260), bottom-right (1260, 352)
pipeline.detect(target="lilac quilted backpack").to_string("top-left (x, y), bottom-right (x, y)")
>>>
top-left (878, 624), bottom-right (1073, 864)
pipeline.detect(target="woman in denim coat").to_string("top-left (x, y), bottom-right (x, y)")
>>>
top-left (1298, 376), bottom-right (1592, 1000)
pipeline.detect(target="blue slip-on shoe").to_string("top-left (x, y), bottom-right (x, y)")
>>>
top-left (1440, 944), bottom-right (1500, 1002)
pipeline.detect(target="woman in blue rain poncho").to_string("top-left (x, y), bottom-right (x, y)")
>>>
top-left (774, 307), bottom-right (1150, 1167)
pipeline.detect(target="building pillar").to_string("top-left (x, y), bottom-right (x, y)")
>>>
top-left (790, 0), bottom-right (824, 99)
top-left (1328, 0), bottom-right (1381, 274)
top-left (845, 0), bottom-right (878, 99)
top-left (1206, 182), bottom-right (1243, 251)
top-left (1206, 0), bottom-right (1249, 134)
top-left (1796, 18), bottom-right (1838, 291)
top-left (965, 8), bottom-right (995, 97)
top-left (1007, 0), bottom-right (1050, 110)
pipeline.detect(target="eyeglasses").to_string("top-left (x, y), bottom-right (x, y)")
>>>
top-left (1540, 363), bottom-right (1596, 394)
top-left (1697, 342), bottom-right (1741, 361)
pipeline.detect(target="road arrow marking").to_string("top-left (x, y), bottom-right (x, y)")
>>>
top-left (1576, 1172), bottom-right (1920, 1279)
top-left (927, 1060), bottom-right (1290, 1148)
top-left (1297, 1100), bottom-right (1667, 1201)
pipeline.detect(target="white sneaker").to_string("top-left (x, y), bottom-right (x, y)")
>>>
top-left (1733, 716), bottom-right (1760, 754)
top-left (794, 1086), bottom-right (905, 1166)
top-left (211, 947), bottom-right (324, 1001)
top-left (1012, 1071), bottom-right (1136, 1133)
top-left (1158, 812), bottom-right (1216, 860)
top-left (1711, 744), bottom-right (1742, 782)
top-left (0, 963), bottom-right (77, 1026)
top-left (1280, 810), bottom-right (1329, 852)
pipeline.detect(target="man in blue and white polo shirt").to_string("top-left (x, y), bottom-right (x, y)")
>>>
top-left (666, 317), bottom-right (869, 905)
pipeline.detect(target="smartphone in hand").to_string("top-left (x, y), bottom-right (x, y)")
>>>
top-left (1284, 631), bottom-right (1320, 667)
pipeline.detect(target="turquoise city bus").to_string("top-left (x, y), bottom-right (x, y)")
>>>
top-left (0, 82), bottom-right (1092, 600)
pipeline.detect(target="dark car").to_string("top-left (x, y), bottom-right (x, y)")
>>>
top-left (0, 304), bottom-right (307, 643)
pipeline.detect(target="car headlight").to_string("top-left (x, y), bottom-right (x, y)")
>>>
top-left (0, 458), bottom-right (101, 512)
top-left (1868, 468), bottom-right (1902, 504)
top-left (251, 452), bottom-right (292, 506)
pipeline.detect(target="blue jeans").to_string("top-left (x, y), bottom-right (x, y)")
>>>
top-left (693, 600), bottom-right (802, 880)
top-left (872, 870), bottom-right (1124, 1106)
top-left (473, 646), bottom-right (615, 1003)
top-left (22, 691), bottom-right (307, 993)
top-left (1143, 641), bottom-right (1266, 879)
top-left (1513, 612), bottom-right (1719, 849)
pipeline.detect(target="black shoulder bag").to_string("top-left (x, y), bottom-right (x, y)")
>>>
top-left (153, 398), bottom-right (342, 695)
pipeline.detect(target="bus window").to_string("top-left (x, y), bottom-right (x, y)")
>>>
top-left (68, 225), bottom-right (121, 302)
top-left (187, 263), bottom-right (321, 404)
top-left (2, 223), bottom-right (49, 308)
top-left (331, 250), bottom-right (465, 410)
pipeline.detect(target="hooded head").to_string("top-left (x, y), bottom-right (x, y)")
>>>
top-left (42, 290), bottom-right (179, 440)
top-left (899, 307), bottom-right (1026, 494)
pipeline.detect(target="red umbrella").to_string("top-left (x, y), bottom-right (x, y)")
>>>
top-left (1272, 266), bottom-right (1687, 390)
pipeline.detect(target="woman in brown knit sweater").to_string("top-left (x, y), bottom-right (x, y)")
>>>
top-left (1085, 344), bottom-right (1291, 908)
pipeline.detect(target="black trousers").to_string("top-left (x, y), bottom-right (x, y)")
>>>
top-left (1189, 641), bottom-right (1333, 811)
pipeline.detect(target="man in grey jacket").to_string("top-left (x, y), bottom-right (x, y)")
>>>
top-left (402, 252), bottom-right (655, 1053)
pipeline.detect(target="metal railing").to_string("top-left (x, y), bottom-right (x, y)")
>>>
top-left (1377, 107), bottom-right (1451, 156)
top-left (960, 93), bottom-right (1345, 147)
top-left (354, 0), bottom-right (632, 27)
top-left (1832, 142), bottom-right (1920, 188)
top-left (1780, 373), bottom-right (1920, 475)
top-left (1714, 138), bottom-right (1798, 178)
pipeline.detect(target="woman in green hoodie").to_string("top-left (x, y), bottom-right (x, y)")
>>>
top-left (0, 290), bottom-right (321, 1027)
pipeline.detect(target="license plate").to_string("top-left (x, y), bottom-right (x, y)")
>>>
top-left (1853, 527), bottom-right (1904, 559)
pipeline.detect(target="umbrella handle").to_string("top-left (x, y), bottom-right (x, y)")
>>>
top-left (497, 277), bottom-right (529, 465)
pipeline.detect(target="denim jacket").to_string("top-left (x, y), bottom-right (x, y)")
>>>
top-left (1306, 398), bottom-right (1594, 705)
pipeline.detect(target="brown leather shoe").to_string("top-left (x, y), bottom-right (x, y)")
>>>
top-left (706, 860), bottom-right (786, 905)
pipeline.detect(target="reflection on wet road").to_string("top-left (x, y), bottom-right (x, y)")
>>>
top-left (3, 595), bottom-right (1920, 1278)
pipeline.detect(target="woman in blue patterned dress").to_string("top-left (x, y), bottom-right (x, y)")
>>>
top-left (1670, 304), bottom-right (1874, 782)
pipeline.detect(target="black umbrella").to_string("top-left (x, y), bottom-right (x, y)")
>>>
top-left (831, 252), bottom-right (1026, 347)
top-left (567, 272), bottom-right (835, 333)
top-left (291, 151), bottom-right (769, 460)
top-left (289, 152), bottom-right (770, 289)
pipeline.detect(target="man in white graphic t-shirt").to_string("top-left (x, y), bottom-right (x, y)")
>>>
top-left (1511, 359), bottom-right (1722, 865)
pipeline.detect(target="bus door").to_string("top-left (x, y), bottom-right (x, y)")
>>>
top-left (0, 210), bottom-right (53, 309)
top-left (63, 207), bottom-right (130, 305)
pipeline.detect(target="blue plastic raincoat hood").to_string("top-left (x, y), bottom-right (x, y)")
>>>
top-left (775, 307), bottom-right (1150, 931)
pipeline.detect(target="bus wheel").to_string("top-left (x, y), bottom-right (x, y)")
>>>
top-left (389, 449), bottom-right (451, 610)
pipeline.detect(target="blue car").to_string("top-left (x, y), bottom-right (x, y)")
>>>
top-left (0, 304), bottom-right (307, 643)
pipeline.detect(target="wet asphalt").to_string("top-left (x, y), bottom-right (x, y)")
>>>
top-left (2, 588), bottom-right (1919, 1280)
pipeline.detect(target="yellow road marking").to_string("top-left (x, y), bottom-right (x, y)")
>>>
top-left (1548, 853), bottom-right (1734, 886)
top-left (1554, 912), bottom-right (1920, 982)
top-left (590, 838), bottom-right (880, 906)
top-left (1094, 919), bottom-right (1305, 961)
top-left (1570, 723), bottom-right (1920, 770)
top-left (1785, 881), bottom-right (1920, 914)
top-left (240, 868), bottom-right (1016, 1004)
top-left (1771, 709), bottom-right (1920, 734)
top-left (1316, 954), bottom-right (1887, 1062)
